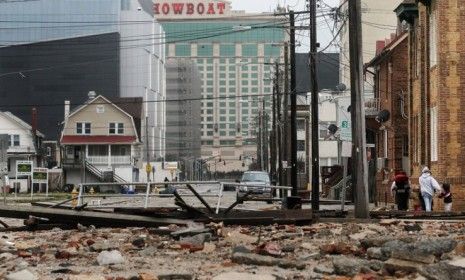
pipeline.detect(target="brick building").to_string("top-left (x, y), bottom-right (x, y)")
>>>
top-left (366, 32), bottom-right (410, 205)
top-left (396, 0), bottom-right (465, 210)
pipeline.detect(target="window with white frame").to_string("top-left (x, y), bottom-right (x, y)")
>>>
top-left (8, 135), bottom-right (20, 147)
top-left (429, 0), bottom-right (437, 67)
top-left (109, 123), bottom-right (124, 135)
top-left (430, 106), bottom-right (438, 161)
top-left (76, 122), bottom-right (91, 135)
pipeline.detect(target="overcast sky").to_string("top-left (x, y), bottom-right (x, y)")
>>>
top-left (228, 0), bottom-right (341, 53)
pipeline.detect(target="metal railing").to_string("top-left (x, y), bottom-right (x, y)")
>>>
top-left (75, 181), bottom-right (293, 213)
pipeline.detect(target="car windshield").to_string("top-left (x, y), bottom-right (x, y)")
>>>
top-left (241, 172), bottom-right (269, 183)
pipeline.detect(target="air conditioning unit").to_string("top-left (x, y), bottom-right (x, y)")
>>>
top-left (377, 157), bottom-right (387, 171)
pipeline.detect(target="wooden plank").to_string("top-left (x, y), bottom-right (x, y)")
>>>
top-left (0, 205), bottom-right (189, 228)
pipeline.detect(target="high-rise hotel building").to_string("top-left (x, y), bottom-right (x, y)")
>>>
top-left (156, 0), bottom-right (286, 171)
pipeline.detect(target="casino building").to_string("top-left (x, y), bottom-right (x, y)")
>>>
top-left (156, 0), bottom-right (287, 171)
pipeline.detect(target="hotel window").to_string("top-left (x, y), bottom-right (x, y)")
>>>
top-left (297, 140), bottom-right (306, 151)
top-left (109, 123), bottom-right (124, 135)
top-left (76, 122), bottom-right (91, 135)
top-left (430, 106), bottom-right (438, 161)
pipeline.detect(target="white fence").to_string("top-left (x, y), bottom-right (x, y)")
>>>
top-left (86, 156), bottom-right (131, 165)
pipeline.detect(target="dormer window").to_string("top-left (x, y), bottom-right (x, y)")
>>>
top-left (76, 122), bottom-right (91, 135)
top-left (109, 123), bottom-right (124, 135)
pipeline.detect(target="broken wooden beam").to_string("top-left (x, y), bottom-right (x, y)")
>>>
top-left (0, 205), bottom-right (190, 228)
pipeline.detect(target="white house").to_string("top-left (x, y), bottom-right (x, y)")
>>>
top-left (0, 111), bottom-right (45, 191)
top-left (60, 93), bottom-right (141, 186)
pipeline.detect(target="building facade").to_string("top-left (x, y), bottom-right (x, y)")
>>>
top-left (365, 32), bottom-right (409, 205)
top-left (156, 0), bottom-right (286, 172)
top-left (165, 59), bottom-right (202, 161)
top-left (339, 0), bottom-right (403, 97)
top-left (396, 0), bottom-right (465, 210)
top-left (0, 111), bottom-right (45, 192)
top-left (0, 0), bottom-right (166, 161)
top-left (60, 95), bottom-right (140, 185)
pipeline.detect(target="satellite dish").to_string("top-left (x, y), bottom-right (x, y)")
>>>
top-left (376, 110), bottom-right (390, 123)
top-left (328, 124), bottom-right (338, 135)
top-left (336, 83), bottom-right (347, 92)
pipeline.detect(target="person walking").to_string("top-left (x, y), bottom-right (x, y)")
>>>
top-left (418, 167), bottom-right (442, 212)
top-left (439, 183), bottom-right (452, 212)
top-left (391, 170), bottom-right (410, 210)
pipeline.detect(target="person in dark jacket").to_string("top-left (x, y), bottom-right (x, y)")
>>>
top-left (439, 183), bottom-right (452, 212)
top-left (391, 170), bottom-right (410, 210)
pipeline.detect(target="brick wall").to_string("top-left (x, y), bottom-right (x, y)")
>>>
top-left (372, 37), bottom-right (409, 205)
top-left (409, 0), bottom-right (465, 211)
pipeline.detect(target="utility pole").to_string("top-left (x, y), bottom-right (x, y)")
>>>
top-left (270, 62), bottom-right (279, 184)
top-left (282, 43), bottom-right (289, 186)
top-left (309, 0), bottom-right (320, 211)
top-left (348, 0), bottom-right (369, 218)
top-left (146, 115), bottom-right (151, 182)
top-left (276, 62), bottom-right (283, 187)
top-left (289, 11), bottom-right (298, 197)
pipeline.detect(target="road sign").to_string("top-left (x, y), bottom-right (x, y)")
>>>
top-left (16, 161), bottom-right (33, 176)
top-left (0, 135), bottom-right (8, 175)
top-left (341, 141), bottom-right (352, 158)
top-left (145, 163), bottom-right (152, 174)
top-left (339, 119), bottom-right (352, 142)
top-left (32, 168), bottom-right (48, 183)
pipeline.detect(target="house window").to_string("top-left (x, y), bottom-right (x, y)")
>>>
top-left (297, 140), bottom-right (305, 151)
top-left (429, 1), bottom-right (437, 67)
top-left (96, 105), bottom-right (105, 114)
top-left (109, 123), bottom-right (124, 135)
top-left (430, 106), bottom-right (438, 161)
top-left (8, 135), bottom-right (20, 147)
top-left (76, 123), bottom-right (91, 135)
top-left (46, 147), bottom-right (52, 157)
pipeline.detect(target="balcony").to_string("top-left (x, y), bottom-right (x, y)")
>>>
top-left (7, 145), bottom-right (36, 154)
top-left (87, 156), bottom-right (132, 165)
top-left (365, 98), bottom-right (380, 117)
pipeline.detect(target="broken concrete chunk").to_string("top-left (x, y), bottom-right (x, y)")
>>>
top-left (5, 269), bottom-right (37, 280)
top-left (96, 250), bottom-right (124, 266)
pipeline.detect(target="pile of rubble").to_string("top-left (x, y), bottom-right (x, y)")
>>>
top-left (0, 219), bottom-right (465, 279)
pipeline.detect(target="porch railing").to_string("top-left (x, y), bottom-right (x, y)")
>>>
top-left (86, 155), bottom-right (131, 165)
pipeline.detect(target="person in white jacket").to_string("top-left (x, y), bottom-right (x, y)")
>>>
top-left (418, 167), bottom-right (442, 212)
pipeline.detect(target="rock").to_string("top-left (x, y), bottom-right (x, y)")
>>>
top-left (449, 257), bottom-right (465, 268)
top-left (390, 239), bottom-right (457, 264)
top-left (404, 223), bottom-right (422, 232)
top-left (301, 242), bottom-right (318, 251)
top-left (16, 260), bottom-right (29, 270)
top-left (139, 272), bottom-right (158, 280)
top-left (202, 242), bottom-right (216, 253)
top-left (179, 234), bottom-right (208, 252)
top-left (0, 252), bottom-right (14, 261)
top-left (379, 219), bottom-right (400, 226)
top-left (232, 245), bottom-right (251, 254)
top-left (313, 265), bottom-right (335, 274)
top-left (158, 274), bottom-right (193, 280)
top-left (90, 241), bottom-right (117, 252)
top-left (55, 250), bottom-right (75, 259)
top-left (96, 250), bottom-right (124, 266)
top-left (454, 241), bottom-right (465, 256)
top-left (360, 237), bottom-right (395, 249)
top-left (225, 230), bottom-right (257, 245)
top-left (231, 252), bottom-right (305, 269)
top-left (320, 242), bottom-right (353, 255)
top-left (332, 256), bottom-right (378, 276)
top-left (213, 272), bottom-right (276, 280)
top-left (349, 231), bottom-right (375, 241)
top-left (132, 237), bottom-right (145, 248)
top-left (419, 262), bottom-right (465, 280)
top-left (254, 242), bottom-right (282, 257)
top-left (5, 269), bottom-right (37, 280)
top-left (139, 246), bottom-right (157, 257)
top-left (281, 244), bottom-right (295, 253)
top-left (367, 247), bottom-right (389, 261)
top-left (384, 258), bottom-right (422, 274)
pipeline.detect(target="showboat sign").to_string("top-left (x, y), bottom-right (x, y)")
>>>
top-left (153, 0), bottom-right (231, 18)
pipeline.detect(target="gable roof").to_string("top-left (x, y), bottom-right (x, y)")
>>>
top-left (0, 111), bottom-right (45, 138)
top-left (62, 95), bottom-right (140, 142)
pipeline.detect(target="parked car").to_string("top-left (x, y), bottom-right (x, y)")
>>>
top-left (236, 171), bottom-right (272, 201)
